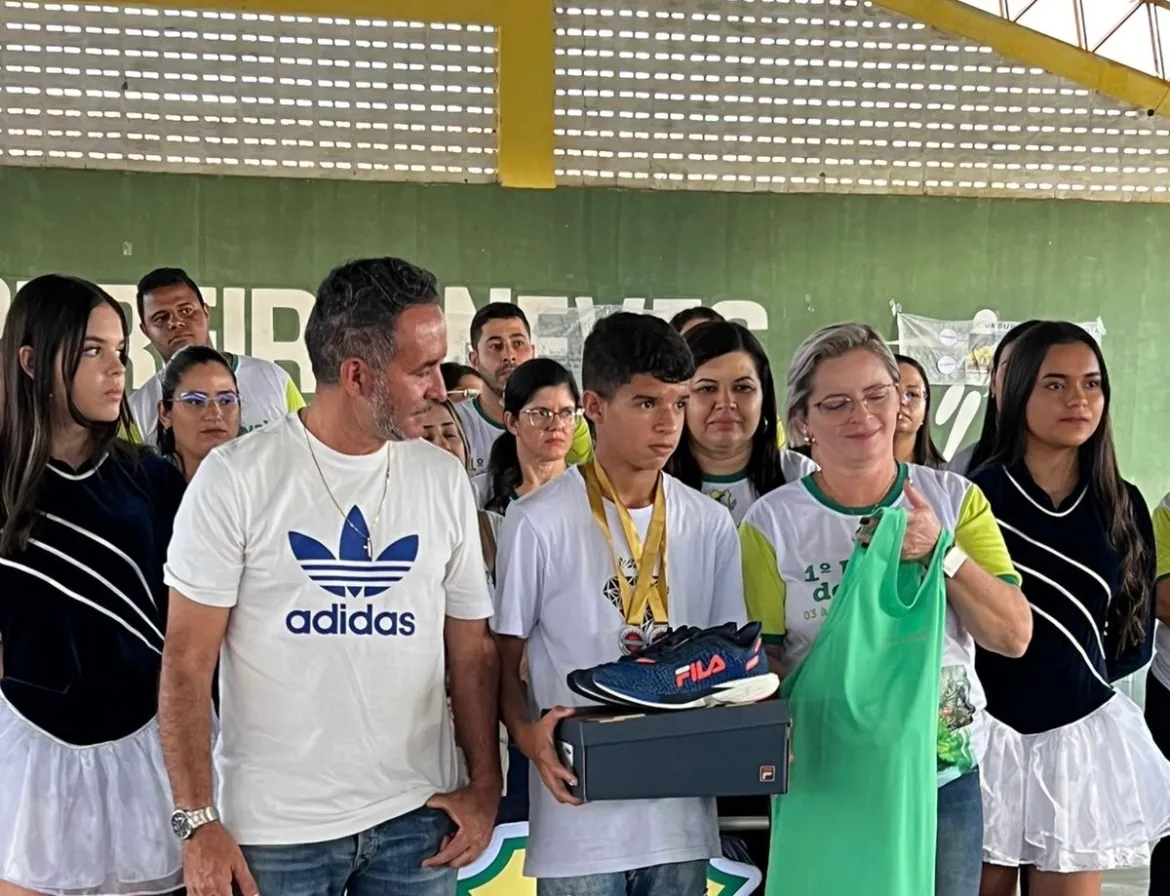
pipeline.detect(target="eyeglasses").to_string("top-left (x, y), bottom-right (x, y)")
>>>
top-left (812, 384), bottom-right (897, 423)
top-left (899, 390), bottom-right (925, 407)
top-left (519, 407), bottom-right (581, 429)
top-left (176, 391), bottom-right (240, 411)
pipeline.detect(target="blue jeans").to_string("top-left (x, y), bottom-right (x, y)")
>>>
top-left (536, 859), bottom-right (709, 896)
top-left (240, 806), bottom-right (456, 896)
top-left (936, 769), bottom-right (984, 896)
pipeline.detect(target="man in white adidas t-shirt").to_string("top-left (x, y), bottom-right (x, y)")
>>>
top-left (129, 267), bottom-right (305, 445)
top-left (159, 257), bottom-right (501, 896)
top-left (493, 312), bottom-right (746, 895)
top-left (455, 303), bottom-right (592, 475)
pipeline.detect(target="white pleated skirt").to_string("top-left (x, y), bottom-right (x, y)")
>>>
top-left (981, 691), bottom-right (1170, 872)
top-left (0, 695), bottom-right (184, 896)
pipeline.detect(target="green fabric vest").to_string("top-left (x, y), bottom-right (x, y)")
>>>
top-left (767, 508), bottom-right (952, 896)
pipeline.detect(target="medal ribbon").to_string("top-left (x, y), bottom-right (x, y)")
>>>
top-left (581, 458), bottom-right (669, 625)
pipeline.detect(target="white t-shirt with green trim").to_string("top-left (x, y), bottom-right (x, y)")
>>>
top-left (453, 397), bottom-right (506, 476)
top-left (1151, 495), bottom-right (1170, 690)
top-left (739, 462), bottom-right (1020, 787)
top-left (129, 354), bottom-right (305, 447)
top-left (492, 469), bottom-right (744, 879)
top-left (700, 449), bottom-right (818, 524)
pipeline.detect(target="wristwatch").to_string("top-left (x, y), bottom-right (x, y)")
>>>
top-left (943, 544), bottom-right (970, 578)
top-left (171, 806), bottom-right (220, 840)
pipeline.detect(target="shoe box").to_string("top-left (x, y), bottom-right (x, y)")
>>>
top-left (554, 698), bottom-right (790, 803)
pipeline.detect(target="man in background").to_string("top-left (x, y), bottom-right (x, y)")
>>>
top-left (130, 267), bottom-right (305, 445)
top-left (455, 303), bottom-right (591, 474)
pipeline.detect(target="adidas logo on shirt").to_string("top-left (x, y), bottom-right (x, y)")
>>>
top-left (286, 506), bottom-right (418, 637)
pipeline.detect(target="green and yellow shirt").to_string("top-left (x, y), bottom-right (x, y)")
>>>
top-left (740, 462), bottom-right (1019, 787)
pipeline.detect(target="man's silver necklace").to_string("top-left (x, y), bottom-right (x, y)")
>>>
top-left (302, 417), bottom-right (391, 558)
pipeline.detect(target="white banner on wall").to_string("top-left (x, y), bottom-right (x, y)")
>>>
top-left (896, 312), bottom-right (1107, 388)
top-left (0, 275), bottom-right (770, 394)
top-left (527, 304), bottom-right (627, 387)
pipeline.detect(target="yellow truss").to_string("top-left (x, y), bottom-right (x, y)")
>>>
top-left (871, 0), bottom-right (1170, 117)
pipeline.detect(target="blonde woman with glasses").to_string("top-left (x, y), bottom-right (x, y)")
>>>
top-left (739, 322), bottom-right (1033, 896)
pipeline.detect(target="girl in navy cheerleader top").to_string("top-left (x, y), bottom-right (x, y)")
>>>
top-left (0, 275), bottom-right (187, 895)
top-left (970, 322), bottom-right (1170, 896)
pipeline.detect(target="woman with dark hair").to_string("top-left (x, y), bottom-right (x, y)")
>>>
top-left (0, 275), bottom-right (188, 895)
top-left (970, 322), bottom-right (1170, 896)
top-left (948, 320), bottom-right (1042, 475)
top-left (481, 358), bottom-right (580, 516)
top-left (894, 354), bottom-right (945, 468)
top-left (155, 344), bottom-right (241, 481)
top-left (668, 321), bottom-right (815, 524)
top-left (669, 305), bottom-right (724, 335)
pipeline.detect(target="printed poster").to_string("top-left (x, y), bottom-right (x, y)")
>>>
top-left (895, 313), bottom-right (1106, 388)
top-left (894, 312), bottom-right (1106, 460)
top-left (526, 305), bottom-right (626, 389)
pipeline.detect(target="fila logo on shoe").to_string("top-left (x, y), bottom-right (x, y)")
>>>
top-left (745, 637), bottom-right (763, 672)
top-left (674, 655), bottom-right (727, 688)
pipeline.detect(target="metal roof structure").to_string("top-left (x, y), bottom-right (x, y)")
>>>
top-left (3, 0), bottom-right (1169, 199)
top-left (951, 0), bottom-right (1170, 82)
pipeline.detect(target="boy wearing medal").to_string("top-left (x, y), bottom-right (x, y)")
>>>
top-left (492, 312), bottom-right (747, 896)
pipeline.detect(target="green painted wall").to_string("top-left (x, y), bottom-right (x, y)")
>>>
top-left (2, 167), bottom-right (1167, 498)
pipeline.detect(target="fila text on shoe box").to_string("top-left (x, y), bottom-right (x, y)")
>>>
top-left (554, 700), bottom-right (790, 803)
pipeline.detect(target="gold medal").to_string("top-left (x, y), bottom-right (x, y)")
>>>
top-left (583, 458), bottom-right (669, 634)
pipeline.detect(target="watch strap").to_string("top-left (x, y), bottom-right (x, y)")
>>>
top-left (191, 807), bottom-right (219, 827)
top-left (943, 544), bottom-right (969, 578)
top-left (180, 806), bottom-right (220, 834)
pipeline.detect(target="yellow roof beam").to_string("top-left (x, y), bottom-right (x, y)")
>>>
top-left (871, 0), bottom-right (1170, 117)
top-left (128, 0), bottom-right (555, 189)
top-left (497, 0), bottom-right (555, 191)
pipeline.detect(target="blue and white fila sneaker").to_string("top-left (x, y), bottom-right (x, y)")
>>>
top-left (566, 624), bottom-right (712, 705)
top-left (574, 622), bottom-right (780, 711)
